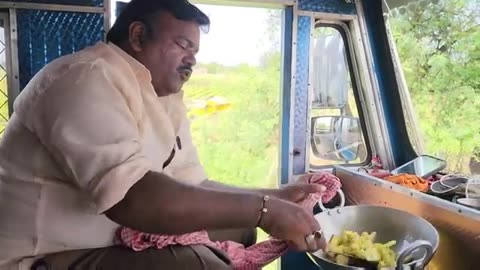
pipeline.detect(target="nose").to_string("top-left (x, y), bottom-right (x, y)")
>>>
top-left (183, 51), bottom-right (197, 67)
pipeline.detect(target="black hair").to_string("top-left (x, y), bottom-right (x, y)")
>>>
top-left (107, 0), bottom-right (210, 45)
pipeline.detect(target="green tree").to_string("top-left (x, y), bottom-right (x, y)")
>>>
top-left (388, 0), bottom-right (480, 173)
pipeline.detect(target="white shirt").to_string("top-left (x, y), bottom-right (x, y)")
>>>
top-left (0, 42), bottom-right (207, 269)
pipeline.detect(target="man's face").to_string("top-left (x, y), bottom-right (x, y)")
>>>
top-left (133, 12), bottom-right (200, 96)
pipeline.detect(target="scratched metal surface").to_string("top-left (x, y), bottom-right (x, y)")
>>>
top-left (298, 0), bottom-right (356, 15)
top-left (333, 165), bottom-right (480, 270)
top-left (292, 15), bottom-right (311, 175)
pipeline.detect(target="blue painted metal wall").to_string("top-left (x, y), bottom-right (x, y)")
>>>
top-left (17, 10), bottom-right (104, 89)
top-left (280, 6), bottom-right (294, 184)
top-left (282, 2), bottom-right (357, 269)
top-left (290, 0), bottom-right (356, 176)
top-left (1, 0), bottom-right (105, 90)
top-left (292, 15), bottom-right (311, 175)
top-left (13, 0), bottom-right (103, 7)
top-left (299, 0), bottom-right (355, 14)
top-left (359, 0), bottom-right (416, 166)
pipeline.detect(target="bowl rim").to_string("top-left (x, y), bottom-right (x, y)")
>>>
top-left (312, 204), bottom-right (440, 266)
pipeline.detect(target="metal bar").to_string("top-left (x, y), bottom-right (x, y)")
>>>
top-left (279, 6), bottom-right (294, 185)
top-left (297, 10), bottom-right (357, 21)
top-left (7, 8), bottom-right (19, 115)
top-left (349, 19), bottom-right (384, 159)
top-left (353, 0), bottom-right (396, 170)
top-left (191, 0), bottom-right (294, 8)
top-left (103, 0), bottom-right (111, 40)
top-left (0, 2), bottom-right (104, 13)
top-left (341, 20), bottom-right (377, 167)
top-left (286, 3), bottom-right (298, 181)
top-left (304, 15), bottom-right (314, 173)
top-left (384, 17), bottom-right (425, 154)
top-left (0, 12), bottom-right (11, 115)
top-left (292, 15), bottom-right (313, 176)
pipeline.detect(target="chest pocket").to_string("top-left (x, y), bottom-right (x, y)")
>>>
top-left (162, 136), bottom-right (182, 170)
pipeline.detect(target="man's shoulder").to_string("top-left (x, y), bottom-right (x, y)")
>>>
top-left (13, 43), bottom-right (138, 127)
top-left (39, 42), bottom-right (121, 76)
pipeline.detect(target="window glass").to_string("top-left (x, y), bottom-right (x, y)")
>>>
top-left (183, 5), bottom-right (282, 270)
top-left (385, 0), bottom-right (480, 174)
top-left (309, 25), bottom-right (369, 168)
top-left (111, 5), bottom-right (282, 269)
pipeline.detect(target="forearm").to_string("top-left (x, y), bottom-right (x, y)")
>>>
top-left (106, 171), bottom-right (264, 235)
top-left (201, 179), bottom-right (278, 196)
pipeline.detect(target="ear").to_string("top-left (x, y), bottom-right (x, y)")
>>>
top-left (128, 21), bottom-right (147, 52)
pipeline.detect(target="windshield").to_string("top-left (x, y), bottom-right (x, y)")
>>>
top-left (384, 0), bottom-right (480, 175)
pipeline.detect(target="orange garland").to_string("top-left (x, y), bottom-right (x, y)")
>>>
top-left (384, 173), bottom-right (429, 193)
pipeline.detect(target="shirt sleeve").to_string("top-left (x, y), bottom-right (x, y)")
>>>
top-left (14, 62), bottom-right (152, 214)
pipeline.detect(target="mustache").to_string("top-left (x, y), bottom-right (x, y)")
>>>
top-left (177, 65), bottom-right (193, 73)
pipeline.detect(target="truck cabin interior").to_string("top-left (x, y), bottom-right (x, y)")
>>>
top-left (0, 0), bottom-right (478, 269)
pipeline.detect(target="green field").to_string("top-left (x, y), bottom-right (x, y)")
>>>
top-left (184, 56), bottom-right (282, 269)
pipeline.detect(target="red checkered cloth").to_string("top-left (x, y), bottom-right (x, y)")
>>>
top-left (119, 172), bottom-right (342, 270)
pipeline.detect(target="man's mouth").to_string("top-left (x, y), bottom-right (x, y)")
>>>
top-left (179, 68), bottom-right (192, 81)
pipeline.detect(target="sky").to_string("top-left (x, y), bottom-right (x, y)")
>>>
top-left (112, 1), bottom-right (279, 66)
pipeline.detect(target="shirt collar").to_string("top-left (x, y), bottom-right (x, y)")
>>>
top-left (107, 42), bottom-right (152, 82)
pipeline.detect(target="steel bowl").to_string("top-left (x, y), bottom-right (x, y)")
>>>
top-left (308, 205), bottom-right (439, 270)
top-left (456, 198), bottom-right (480, 210)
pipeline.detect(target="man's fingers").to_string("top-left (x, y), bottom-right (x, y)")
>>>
top-left (297, 174), bottom-right (313, 184)
top-left (299, 183), bottom-right (326, 194)
top-left (317, 235), bottom-right (327, 251)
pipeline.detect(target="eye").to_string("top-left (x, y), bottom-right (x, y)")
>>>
top-left (176, 40), bottom-right (188, 50)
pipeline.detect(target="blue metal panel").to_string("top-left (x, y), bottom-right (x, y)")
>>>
top-left (280, 6), bottom-right (294, 185)
top-left (8, 0), bottom-right (103, 7)
top-left (282, 1), bottom-right (357, 270)
top-left (17, 10), bottom-right (104, 90)
top-left (359, 0), bottom-right (416, 166)
top-left (298, 0), bottom-right (356, 14)
top-left (292, 15), bottom-right (311, 175)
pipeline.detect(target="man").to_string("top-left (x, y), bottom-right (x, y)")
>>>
top-left (0, 0), bottom-right (325, 269)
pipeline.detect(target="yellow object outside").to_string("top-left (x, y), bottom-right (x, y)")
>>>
top-left (188, 96), bottom-right (232, 117)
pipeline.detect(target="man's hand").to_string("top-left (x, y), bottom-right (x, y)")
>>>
top-left (258, 197), bottom-right (325, 252)
top-left (274, 183), bottom-right (326, 203)
top-left (269, 174), bottom-right (326, 203)
top-left (202, 176), bottom-right (326, 204)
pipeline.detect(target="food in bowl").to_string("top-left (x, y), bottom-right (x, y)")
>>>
top-left (326, 231), bottom-right (397, 269)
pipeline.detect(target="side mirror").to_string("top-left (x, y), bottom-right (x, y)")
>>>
top-left (310, 116), bottom-right (365, 163)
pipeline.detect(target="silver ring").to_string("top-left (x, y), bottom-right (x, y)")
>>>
top-left (314, 230), bottom-right (323, 239)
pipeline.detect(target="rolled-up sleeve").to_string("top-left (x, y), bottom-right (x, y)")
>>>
top-left (15, 62), bottom-right (152, 214)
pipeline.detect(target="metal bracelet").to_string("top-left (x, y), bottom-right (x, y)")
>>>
top-left (255, 195), bottom-right (270, 227)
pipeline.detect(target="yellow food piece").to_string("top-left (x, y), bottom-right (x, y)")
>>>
top-left (327, 230), bottom-right (397, 269)
top-left (335, 254), bottom-right (350, 265)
